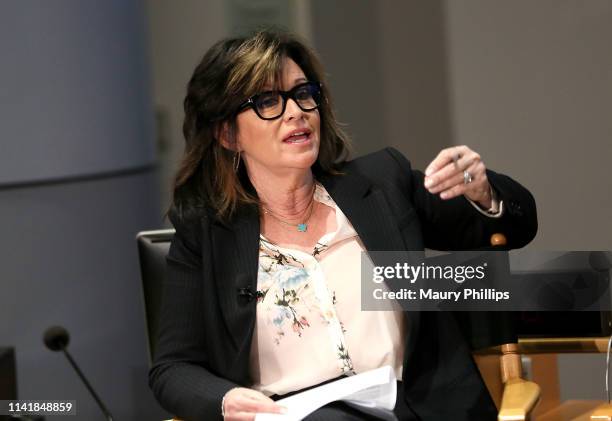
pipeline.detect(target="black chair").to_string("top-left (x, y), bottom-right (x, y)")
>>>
top-left (136, 229), bottom-right (175, 366)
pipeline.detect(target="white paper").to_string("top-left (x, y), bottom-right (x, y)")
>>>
top-left (255, 366), bottom-right (397, 421)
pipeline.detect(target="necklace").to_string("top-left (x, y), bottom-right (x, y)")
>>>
top-left (261, 183), bottom-right (316, 233)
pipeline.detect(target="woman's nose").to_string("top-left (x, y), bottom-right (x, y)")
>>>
top-left (283, 97), bottom-right (305, 121)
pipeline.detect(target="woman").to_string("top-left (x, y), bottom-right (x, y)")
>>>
top-left (149, 29), bottom-right (537, 420)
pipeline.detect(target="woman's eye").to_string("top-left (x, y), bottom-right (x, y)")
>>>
top-left (295, 88), bottom-right (311, 101)
top-left (257, 94), bottom-right (280, 108)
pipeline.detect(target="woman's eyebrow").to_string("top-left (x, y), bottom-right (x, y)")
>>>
top-left (262, 77), bottom-right (307, 91)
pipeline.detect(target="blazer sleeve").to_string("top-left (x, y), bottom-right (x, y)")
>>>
top-left (149, 208), bottom-right (236, 421)
top-left (385, 147), bottom-right (538, 250)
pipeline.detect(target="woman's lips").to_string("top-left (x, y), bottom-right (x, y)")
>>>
top-left (283, 130), bottom-right (311, 144)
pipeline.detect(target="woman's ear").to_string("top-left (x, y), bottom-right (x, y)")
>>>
top-left (216, 122), bottom-right (239, 151)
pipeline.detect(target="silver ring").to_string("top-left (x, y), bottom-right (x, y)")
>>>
top-left (463, 170), bottom-right (473, 184)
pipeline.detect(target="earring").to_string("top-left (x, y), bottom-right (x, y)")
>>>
top-left (233, 151), bottom-right (241, 172)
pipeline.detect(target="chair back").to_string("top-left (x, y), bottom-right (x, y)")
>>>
top-left (136, 229), bottom-right (175, 365)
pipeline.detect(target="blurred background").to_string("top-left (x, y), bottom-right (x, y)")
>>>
top-left (1, 0), bottom-right (610, 419)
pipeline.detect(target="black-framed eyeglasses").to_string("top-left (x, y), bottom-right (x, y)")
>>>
top-left (237, 81), bottom-right (323, 120)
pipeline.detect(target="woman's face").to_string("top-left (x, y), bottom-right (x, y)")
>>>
top-left (234, 57), bottom-right (321, 178)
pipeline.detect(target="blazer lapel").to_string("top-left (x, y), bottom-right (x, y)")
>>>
top-left (210, 205), bottom-right (259, 362)
top-left (319, 171), bottom-right (406, 253)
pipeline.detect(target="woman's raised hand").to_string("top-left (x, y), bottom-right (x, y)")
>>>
top-left (424, 145), bottom-right (493, 209)
top-left (222, 387), bottom-right (287, 420)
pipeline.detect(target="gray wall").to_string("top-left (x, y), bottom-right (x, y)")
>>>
top-left (0, 1), bottom-right (155, 185)
top-left (310, 0), bottom-right (388, 156)
top-left (444, 0), bottom-right (612, 250)
top-left (146, 0), bottom-right (229, 213)
top-left (3, 1), bottom-right (602, 418)
top-left (378, 1), bottom-right (454, 170)
top-left (1, 174), bottom-right (163, 420)
top-left (443, 0), bottom-right (612, 401)
top-left (1, 1), bottom-right (165, 419)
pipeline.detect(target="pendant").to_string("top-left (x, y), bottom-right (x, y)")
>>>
top-left (297, 223), bottom-right (307, 232)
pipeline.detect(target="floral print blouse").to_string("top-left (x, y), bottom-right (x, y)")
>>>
top-left (249, 183), bottom-right (405, 396)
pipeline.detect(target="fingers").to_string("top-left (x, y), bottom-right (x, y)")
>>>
top-left (223, 388), bottom-right (287, 421)
top-left (424, 145), bottom-right (470, 177)
top-left (425, 155), bottom-right (476, 194)
top-left (424, 146), bottom-right (490, 202)
top-left (425, 146), bottom-right (479, 190)
top-left (438, 160), bottom-right (483, 200)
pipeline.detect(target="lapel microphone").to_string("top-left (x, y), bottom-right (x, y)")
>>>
top-left (236, 273), bottom-right (255, 302)
top-left (43, 326), bottom-right (114, 421)
top-left (237, 287), bottom-right (255, 301)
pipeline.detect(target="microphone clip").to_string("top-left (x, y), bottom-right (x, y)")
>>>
top-left (237, 287), bottom-right (255, 302)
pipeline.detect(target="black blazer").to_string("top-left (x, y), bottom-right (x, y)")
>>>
top-left (149, 147), bottom-right (537, 420)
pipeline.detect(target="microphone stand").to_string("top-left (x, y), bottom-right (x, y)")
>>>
top-left (61, 348), bottom-right (114, 421)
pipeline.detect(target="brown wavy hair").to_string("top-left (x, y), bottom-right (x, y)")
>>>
top-left (171, 28), bottom-right (351, 221)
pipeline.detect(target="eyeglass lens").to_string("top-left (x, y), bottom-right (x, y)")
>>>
top-left (254, 82), bottom-right (320, 119)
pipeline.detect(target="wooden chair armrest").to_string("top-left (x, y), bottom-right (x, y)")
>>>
top-left (498, 378), bottom-right (541, 421)
top-left (591, 403), bottom-right (612, 420)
